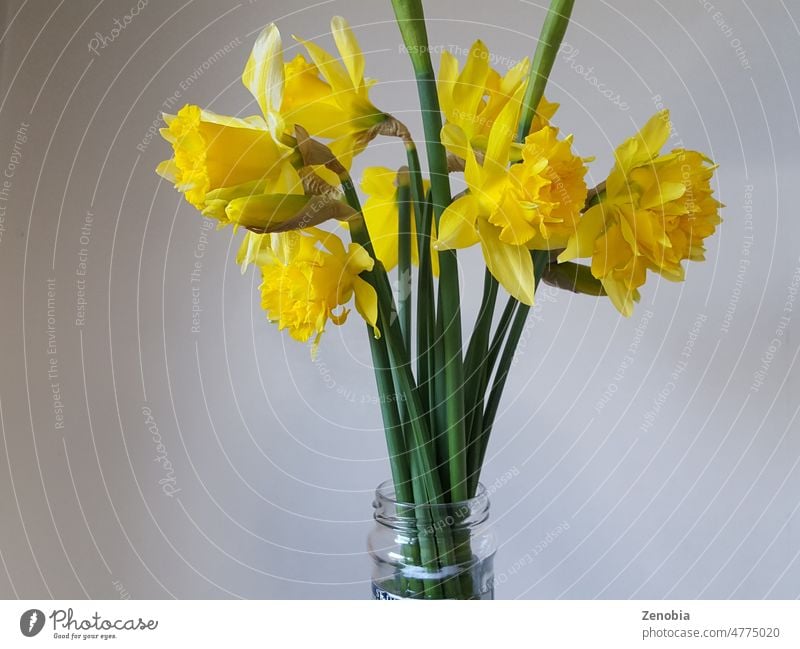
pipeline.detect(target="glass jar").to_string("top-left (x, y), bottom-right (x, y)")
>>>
top-left (367, 480), bottom-right (497, 600)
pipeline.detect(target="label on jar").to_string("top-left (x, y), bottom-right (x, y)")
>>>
top-left (371, 582), bottom-right (402, 600)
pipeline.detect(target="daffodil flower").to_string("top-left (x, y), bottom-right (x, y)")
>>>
top-left (159, 25), bottom-right (362, 234)
top-left (438, 40), bottom-right (558, 163)
top-left (434, 88), bottom-right (589, 305)
top-left (238, 228), bottom-right (379, 353)
top-left (242, 16), bottom-right (389, 171)
top-left (360, 166), bottom-right (438, 275)
top-left (157, 24), bottom-right (301, 221)
top-left (559, 110), bottom-right (722, 316)
top-left (156, 105), bottom-right (296, 213)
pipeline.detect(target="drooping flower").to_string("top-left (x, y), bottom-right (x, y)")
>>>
top-left (238, 228), bottom-right (379, 352)
top-left (438, 40), bottom-right (558, 162)
top-left (434, 89), bottom-right (590, 304)
top-left (360, 167), bottom-right (438, 275)
top-left (157, 24), bottom-right (300, 221)
top-left (158, 25), bottom-right (360, 234)
top-left (558, 110), bottom-right (722, 316)
top-left (156, 105), bottom-right (295, 214)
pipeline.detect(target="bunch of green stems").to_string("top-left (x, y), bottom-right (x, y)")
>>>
top-left (341, 0), bottom-right (575, 599)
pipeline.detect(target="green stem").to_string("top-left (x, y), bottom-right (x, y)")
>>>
top-left (391, 0), bottom-right (467, 505)
top-left (342, 178), bottom-right (442, 501)
top-left (463, 271), bottom-right (499, 476)
top-left (486, 296), bottom-right (518, 375)
top-left (517, 0), bottom-right (576, 140)
top-left (368, 339), bottom-right (412, 501)
top-left (344, 176), bottom-right (458, 596)
top-left (467, 295), bottom-right (517, 493)
top-left (471, 251), bottom-right (549, 490)
top-left (405, 148), bottom-right (435, 424)
top-left (367, 329), bottom-right (426, 596)
top-left (396, 176), bottom-right (412, 348)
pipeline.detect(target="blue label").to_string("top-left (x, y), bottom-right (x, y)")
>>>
top-left (371, 582), bottom-right (402, 600)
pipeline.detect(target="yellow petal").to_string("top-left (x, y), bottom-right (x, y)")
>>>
top-left (639, 181), bottom-right (686, 210)
top-left (156, 160), bottom-right (177, 182)
top-left (500, 56), bottom-right (529, 95)
top-left (361, 166), bottom-right (396, 198)
top-left (638, 110), bottom-right (671, 156)
top-left (435, 195), bottom-right (480, 250)
top-left (236, 232), bottom-right (275, 272)
top-left (362, 195), bottom-right (399, 270)
top-left (601, 276), bottom-right (636, 317)
top-left (558, 203), bottom-right (608, 262)
top-left (226, 194), bottom-right (355, 232)
top-left (159, 127), bottom-right (176, 144)
top-left (295, 35), bottom-right (352, 95)
top-left (463, 143), bottom-right (484, 194)
top-left (478, 220), bottom-right (535, 305)
top-left (437, 51), bottom-right (459, 120)
top-left (345, 242), bottom-right (375, 275)
top-left (331, 16), bottom-right (365, 90)
top-left (441, 123), bottom-right (470, 161)
top-left (485, 85), bottom-right (523, 168)
top-left (352, 275), bottom-right (380, 337)
top-left (453, 41), bottom-right (490, 124)
top-left (242, 24), bottom-right (284, 133)
top-left (615, 110), bottom-right (670, 173)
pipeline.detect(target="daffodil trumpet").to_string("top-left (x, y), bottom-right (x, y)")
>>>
top-left (157, 0), bottom-right (722, 600)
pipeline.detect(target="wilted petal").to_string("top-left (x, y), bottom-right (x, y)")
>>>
top-left (226, 194), bottom-right (355, 232)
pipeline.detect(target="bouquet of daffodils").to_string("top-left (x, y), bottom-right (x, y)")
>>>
top-left (157, 0), bottom-right (721, 599)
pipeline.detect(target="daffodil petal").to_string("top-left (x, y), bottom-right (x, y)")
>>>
top-left (353, 275), bottom-right (379, 335)
top-left (237, 232), bottom-right (275, 272)
top-left (485, 84), bottom-right (523, 167)
top-left (638, 110), bottom-right (671, 158)
top-left (435, 195), bottom-right (480, 250)
top-left (640, 181), bottom-right (686, 210)
top-left (558, 203), bottom-right (609, 262)
top-left (362, 195), bottom-right (400, 270)
top-left (331, 16), bottom-right (365, 90)
top-left (360, 166), bottom-right (396, 197)
top-left (438, 50), bottom-right (459, 120)
top-left (454, 41), bottom-right (491, 123)
top-left (345, 242), bottom-right (375, 274)
top-left (601, 276), bottom-right (635, 317)
top-left (477, 220), bottom-right (535, 305)
top-left (295, 35), bottom-right (352, 94)
top-left (156, 160), bottom-right (177, 182)
top-left (242, 24), bottom-right (284, 132)
top-left (226, 194), bottom-right (355, 232)
top-left (441, 123), bottom-right (469, 161)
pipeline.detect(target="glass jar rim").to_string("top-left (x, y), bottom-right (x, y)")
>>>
top-left (374, 479), bottom-right (489, 507)
top-left (372, 479), bottom-right (491, 530)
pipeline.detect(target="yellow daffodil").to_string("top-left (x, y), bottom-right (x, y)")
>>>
top-left (238, 228), bottom-right (378, 352)
top-left (434, 89), bottom-right (589, 305)
top-left (256, 16), bottom-right (389, 169)
top-left (360, 167), bottom-right (438, 275)
top-left (158, 23), bottom-right (363, 233)
top-left (156, 105), bottom-right (294, 213)
top-left (290, 18), bottom-right (388, 166)
top-left (438, 40), bottom-right (558, 162)
top-left (558, 110), bottom-right (722, 316)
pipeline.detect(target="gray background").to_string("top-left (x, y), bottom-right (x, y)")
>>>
top-left (0, 0), bottom-right (797, 599)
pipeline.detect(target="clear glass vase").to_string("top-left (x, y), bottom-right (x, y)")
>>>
top-left (367, 480), bottom-right (497, 600)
